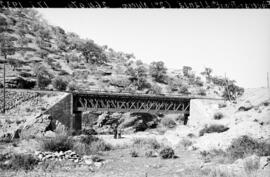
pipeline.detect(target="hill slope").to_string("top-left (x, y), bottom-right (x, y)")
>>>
top-left (0, 9), bottom-right (241, 99)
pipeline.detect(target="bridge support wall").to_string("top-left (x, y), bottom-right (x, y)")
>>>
top-left (44, 93), bottom-right (73, 129)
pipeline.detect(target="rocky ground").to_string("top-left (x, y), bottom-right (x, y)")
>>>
top-left (0, 88), bottom-right (269, 177)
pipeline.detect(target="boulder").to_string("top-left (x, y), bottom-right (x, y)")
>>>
top-left (20, 114), bottom-right (52, 139)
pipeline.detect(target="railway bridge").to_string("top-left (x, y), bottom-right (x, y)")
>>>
top-left (71, 91), bottom-right (222, 130)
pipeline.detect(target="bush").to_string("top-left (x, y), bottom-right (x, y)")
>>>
top-left (218, 103), bottom-right (227, 108)
top-left (42, 135), bottom-right (73, 152)
top-left (199, 124), bottom-right (229, 136)
top-left (148, 84), bottom-right (162, 94)
top-left (161, 117), bottom-right (177, 129)
top-left (213, 112), bottom-right (224, 120)
top-left (0, 153), bottom-right (39, 171)
top-left (130, 150), bottom-right (139, 157)
top-left (227, 135), bottom-right (270, 160)
top-left (178, 85), bottom-right (189, 94)
top-left (198, 88), bottom-right (206, 96)
top-left (52, 76), bottom-right (68, 91)
top-left (67, 81), bottom-right (79, 92)
top-left (159, 147), bottom-right (175, 159)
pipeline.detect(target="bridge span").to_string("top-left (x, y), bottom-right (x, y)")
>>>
top-left (71, 91), bottom-right (223, 130)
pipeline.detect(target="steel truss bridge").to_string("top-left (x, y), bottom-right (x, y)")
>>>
top-left (73, 92), bottom-right (192, 114)
top-left (71, 91), bottom-right (222, 130)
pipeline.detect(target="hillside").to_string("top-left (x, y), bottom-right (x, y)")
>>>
top-left (0, 9), bottom-right (243, 99)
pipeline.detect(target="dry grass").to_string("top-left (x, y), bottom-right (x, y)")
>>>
top-left (41, 135), bottom-right (73, 152)
top-left (73, 135), bottom-right (112, 155)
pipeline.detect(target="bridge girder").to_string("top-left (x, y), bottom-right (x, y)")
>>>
top-left (73, 94), bottom-right (190, 114)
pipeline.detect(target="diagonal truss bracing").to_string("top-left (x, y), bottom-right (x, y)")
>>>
top-left (74, 93), bottom-right (190, 114)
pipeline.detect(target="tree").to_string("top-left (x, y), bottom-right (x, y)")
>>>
top-left (149, 61), bottom-right (168, 83)
top-left (182, 66), bottom-right (192, 77)
top-left (33, 64), bottom-right (52, 89)
top-left (125, 63), bottom-right (149, 90)
top-left (222, 80), bottom-right (244, 101)
top-left (80, 41), bottom-right (107, 64)
top-left (52, 76), bottom-right (68, 91)
top-left (201, 67), bottom-right (213, 83)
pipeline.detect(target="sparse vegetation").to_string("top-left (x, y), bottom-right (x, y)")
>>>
top-left (0, 153), bottom-right (39, 171)
top-left (199, 124), bottom-right (229, 136)
top-left (73, 135), bottom-right (112, 155)
top-left (42, 135), bottom-right (73, 152)
top-left (227, 135), bottom-right (270, 160)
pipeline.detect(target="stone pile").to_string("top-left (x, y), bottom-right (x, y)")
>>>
top-left (34, 150), bottom-right (108, 168)
top-left (35, 150), bottom-right (81, 162)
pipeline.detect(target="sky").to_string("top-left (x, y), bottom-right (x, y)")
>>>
top-left (37, 9), bottom-right (270, 88)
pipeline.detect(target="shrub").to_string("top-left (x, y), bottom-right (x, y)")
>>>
top-left (198, 88), bottom-right (206, 96)
top-left (159, 147), bottom-right (175, 159)
top-left (42, 135), bottom-right (73, 152)
top-left (178, 85), bottom-right (189, 94)
top-left (67, 81), bottom-right (79, 92)
top-left (213, 112), bottom-right (224, 120)
top-left (227, 135), bottom-right (270, 160)
top-left (59, 70), bottom-right (69, 76)
top-left (148, 84), bottom-right (162, 94)
top-left (199, 125), bottom-right (229, 136)
top-left (0, 153), bottom-right (39, 171)
top-left (218, 103), bottom-right (227, 108)
top-left (52, 76), bottom-right (68, 91)
top-left (161, 117), bottom-right (177, 129)
top-left (130, 150), bottom-right (139, 157)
